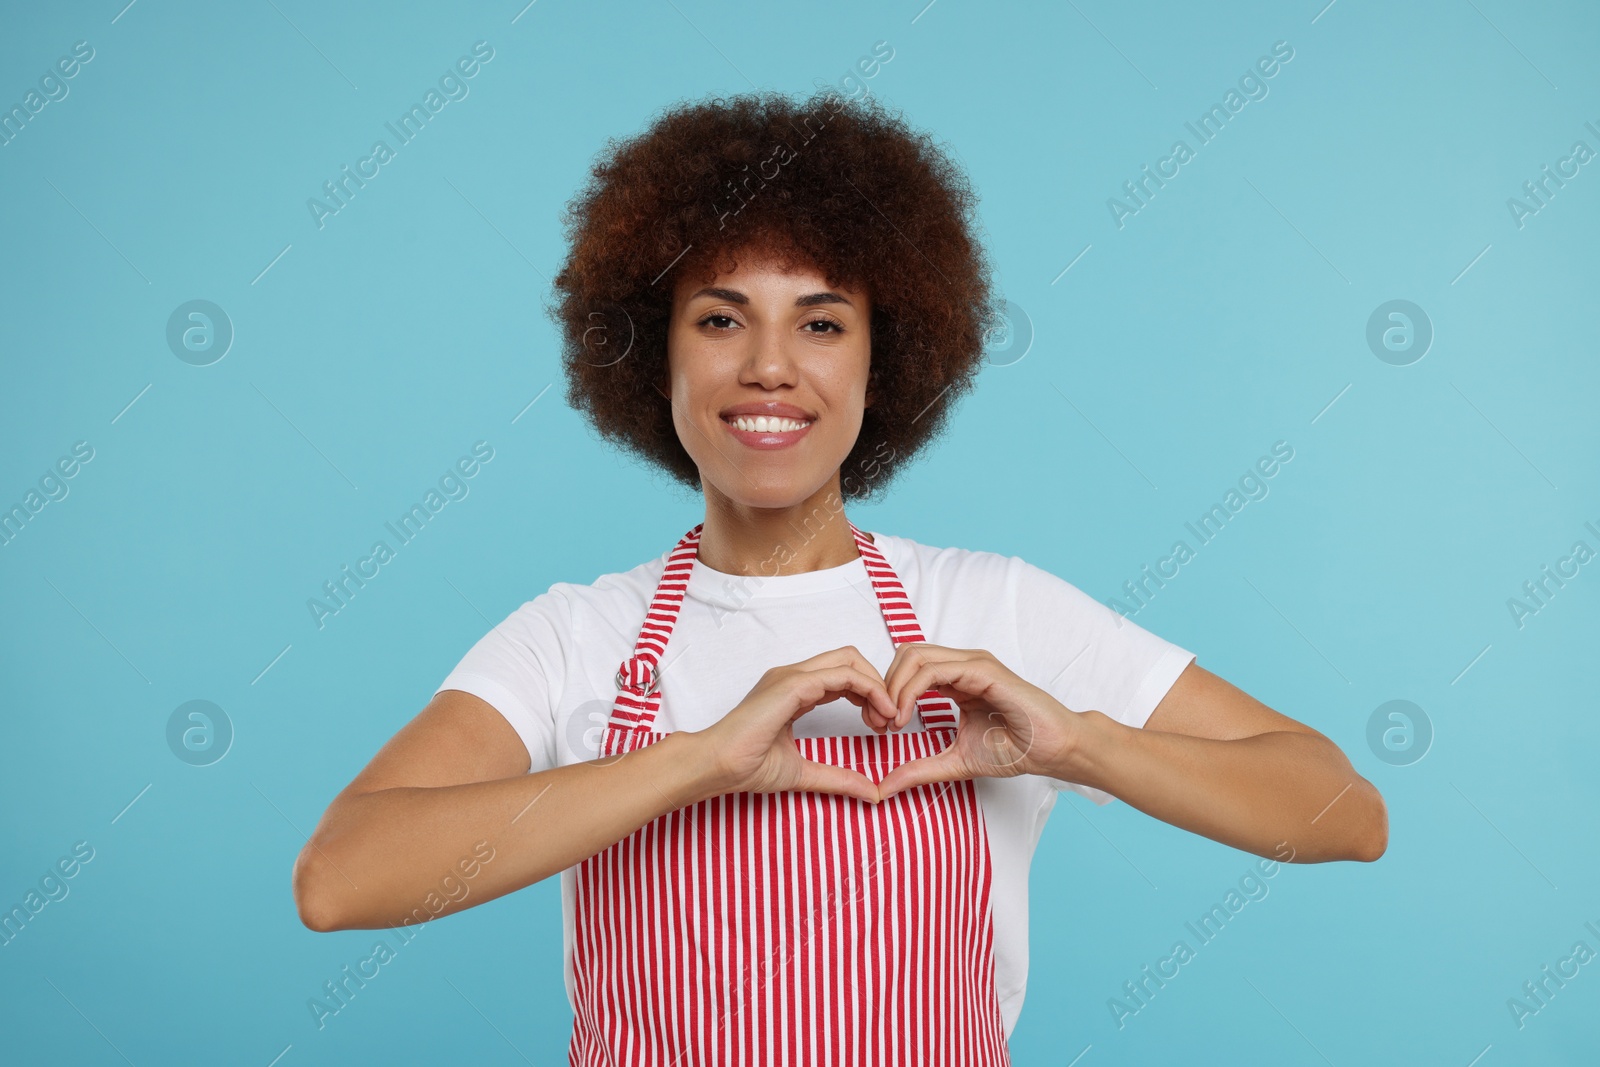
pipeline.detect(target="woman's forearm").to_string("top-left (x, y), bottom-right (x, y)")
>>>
top-left (1053, 711), bottom-right (1388, 863)
top-left (293, 730), bottom-right (719, 931)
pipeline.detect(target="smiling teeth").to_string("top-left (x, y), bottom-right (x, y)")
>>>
top-left (729, 415), bottom-right (811, 432)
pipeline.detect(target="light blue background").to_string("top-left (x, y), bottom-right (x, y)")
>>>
top-left (3, 1), bottom-right (1597, 1063)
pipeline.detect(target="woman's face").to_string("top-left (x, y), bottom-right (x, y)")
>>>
top-left (665, 250), bottom-right (873, 510)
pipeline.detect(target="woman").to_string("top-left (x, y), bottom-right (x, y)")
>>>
top-left (293, 89), bottom-right (1387, 1063)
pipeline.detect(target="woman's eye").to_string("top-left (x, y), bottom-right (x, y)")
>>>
top-left (696, 314), bottom-right (842, 334)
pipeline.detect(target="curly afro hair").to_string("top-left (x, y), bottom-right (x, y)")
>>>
top-left (546, 88), bottom-right (1001, 502)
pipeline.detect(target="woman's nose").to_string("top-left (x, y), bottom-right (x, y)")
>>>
top-left (740, 326), bottom-right (800, 383)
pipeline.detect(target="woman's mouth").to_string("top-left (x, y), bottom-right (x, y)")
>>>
top-left (720, 413), bottom-right (815, 449)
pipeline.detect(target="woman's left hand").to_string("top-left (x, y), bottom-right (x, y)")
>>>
top-left (869, 643), bottom-right (1088, 800)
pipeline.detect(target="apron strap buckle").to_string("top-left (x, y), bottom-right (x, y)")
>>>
top-left (616, 654), bottom-right (661, 697)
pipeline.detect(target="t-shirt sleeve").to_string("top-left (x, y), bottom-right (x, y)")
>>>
top-left (433, 588), bottom-right (572, 773)
top-left (1011, 556), bottom-right (1195, 805)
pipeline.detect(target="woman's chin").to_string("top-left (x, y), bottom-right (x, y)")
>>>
top-left (704, 472), bottom-right (840, 512)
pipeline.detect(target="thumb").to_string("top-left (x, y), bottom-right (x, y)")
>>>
top-left (877, 748), bottom-right (968, 801)
top-left (791, 759), bottom-right (883, 806)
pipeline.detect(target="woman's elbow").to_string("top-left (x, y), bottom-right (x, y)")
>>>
top-left (1350, 782), bottom-right (1389, 862)
top-left (292, 841), bottom-right (345, 933)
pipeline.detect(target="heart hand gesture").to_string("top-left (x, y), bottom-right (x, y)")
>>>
top-left (873, 643), bottom-right (1088, 800)
top-left (691, 645), bottom-right (902, 805)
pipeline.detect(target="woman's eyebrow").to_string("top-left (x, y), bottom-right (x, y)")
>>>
top-left (687, 286), bottom-right (855, 309)
top-left (796, 292), bottom-right (854, 308)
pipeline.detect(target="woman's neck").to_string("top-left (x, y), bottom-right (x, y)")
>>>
top-left (695, 478), bottom-right (868, 576)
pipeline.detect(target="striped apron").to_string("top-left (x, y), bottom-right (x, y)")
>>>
top-left (568, 519), bottom-right (1011, 1065)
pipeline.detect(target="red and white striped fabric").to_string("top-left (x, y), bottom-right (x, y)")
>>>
top-left (568, 520), bottom-right (1011, 1065)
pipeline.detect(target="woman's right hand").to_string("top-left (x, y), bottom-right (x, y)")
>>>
top-left (688, 646), bottom-right (907, 804)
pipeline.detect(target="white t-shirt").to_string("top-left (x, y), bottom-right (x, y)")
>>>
top-left (435, 529), bottom-right (1195, 1039)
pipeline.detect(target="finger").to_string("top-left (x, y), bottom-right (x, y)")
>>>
top-left (857, 700), bottom-right (908, 735)
top-left (877, 748), bottom-right (968, 800)
top-left (859, 698), bottom-right (897, 734)
top-left (790, 758), bottom-right (883, 805)
top-left (788, 648), bottom-right (892, 722)
top-left (797, 645), bottom-right (888, 688)
top-left (839, 649), bottom-right (900, 731)
top-left (790, 665), bottom-right (899, 725)
top-left (893, 655), bottom-right (988, 720)
top-left (825, 668), bottom-right (899, 723)
top-left (884, 644), bottom-right (965, 718)
top-left (851, 682), bottom-right (899, 733)
top-left (881, 642), bottom-right (926, 713)
top-left (843, 692), bottom-right (901, 734)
